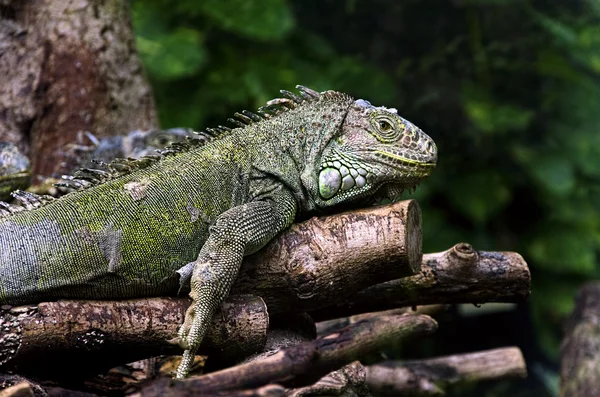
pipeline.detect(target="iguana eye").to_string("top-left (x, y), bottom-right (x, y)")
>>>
top-left (378, 120), bottom-right (393, 132)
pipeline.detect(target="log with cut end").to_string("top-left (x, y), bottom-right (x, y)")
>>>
top-left (233, 199), bottom-right (423, 314)
top-left (140, 314), bottom-right (438, 396)
top-left (560, 282), bottom-right (600, 397)
top-left (0, 295), bottom-right (268, 379)
top-left (310, 242), bottom-right (531, 321)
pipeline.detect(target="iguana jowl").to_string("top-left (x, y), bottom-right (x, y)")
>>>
top-left (0, 86), bottom-right (437, 378)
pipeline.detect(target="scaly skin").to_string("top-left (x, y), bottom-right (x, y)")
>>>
top-left (0, 86), bottom-right (437, 378)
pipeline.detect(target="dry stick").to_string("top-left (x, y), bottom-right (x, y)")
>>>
top-left (140, 314), bottom-right (438, 396)
top-left (560, 282), bottom-right (600, 397)
top-left (0, 295), bottom-right (268, 379)
top-left (316, 306), bottom-right (448, 336)
top-left (310, 242), bottom-right (531, 321)
top-left (366, 347), bottom-right (527, 396)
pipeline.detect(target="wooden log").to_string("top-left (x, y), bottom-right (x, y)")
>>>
top-left (0, 295), bottom-right (268, 379)
top-left (366, 347), bottom-right (527, 396)
top-left (0, 0), bottom-right (158, 179)
top-left (139, 314), bottom-right (438, 396)
top-left (560, 282), bottom-right (600, 397)
top-left (310, 242), bottom-right (530, 321)
top-left (233, 199), bottom-right (422, 314)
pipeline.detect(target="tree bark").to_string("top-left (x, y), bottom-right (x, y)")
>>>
top-left (560, 282), bottom-right (600, 397)
top-left (234, 199), bottom-right (423, 314)
top-left (0, 295), bottom-right (268, 380)
top-left (315, 306), bottom-right (447, 336)
top-left (0, 0), bottom-right (158, 179)
top-left (139, 314), bottom-right (438, 396)
top-left (366, 347), bottom-right (527, 396)
top-left (310, 242), bottom-right (530, 321)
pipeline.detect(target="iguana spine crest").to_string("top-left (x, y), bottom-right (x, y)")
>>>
top-left (0, 86), bottom-right (322, 218)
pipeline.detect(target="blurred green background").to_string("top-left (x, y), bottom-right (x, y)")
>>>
top-left (130, 0), bottom-right (600, 395)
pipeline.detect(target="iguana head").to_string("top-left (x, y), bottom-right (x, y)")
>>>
top-left (309, 98), bottom-right (437, 208)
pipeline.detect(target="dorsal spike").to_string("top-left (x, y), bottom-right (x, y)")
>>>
top-left (39, 194), bottom-right (55, 204)
top-left (296, 85), bottom-right (320, 99)
top-left (0, 201), bottom-right (25, 213)
top-left (266, 98), bottom-right (296, 109)
top-left (74, 168), bottom-right (112, 182)
top-left (256, 108), bottom-right (272, 119)
top-left (280, 90), bottom-right (303, 103)
top-left (228, 118), bottom-right (246, 128)
top-left (55, 175), bottom-right (90, 190)
top-left (233, 112), bottom-right (253, 125)
top-left (10, 190), bottom-right (43, 210)
top-left (205, 128), bottom-right (221, 136)
top-left (91, 159), bottom-right (111, 168)
top-left (156, 148), bottom-right (178, 156)
top-left (0, 86), bottom-right (328, 214)
top-left (241, 110), bottom-right (262, 121)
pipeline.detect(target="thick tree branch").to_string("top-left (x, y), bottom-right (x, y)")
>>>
top-left (233, 199), bottom-right (423, 314)
top-left (560, 282), bottom-right (600, 397)
top-left (0, 295), bottom-right (268, 379)
top-left (140, 314), bottom-right (438, 396)
top-left (310, 242), bottom-right (530, 321)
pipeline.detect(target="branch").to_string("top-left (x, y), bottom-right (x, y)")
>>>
top-left (0, 295), bottom-right (268, 379)
top-left (366, 347), bottom-right (527, 396)
top-left (233, 199), bottom-right (423, 314)
top-left (310, 242), bottom-right (530, 321)
top-left (140, 314), bottom-right (438, 396)
top-left (315, 306), bottom-right (447, 336)
top-left (560, 282), bottom-right (600, 397)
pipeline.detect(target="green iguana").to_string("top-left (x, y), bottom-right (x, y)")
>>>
top-left (0, 86), bottom-right (437, 378)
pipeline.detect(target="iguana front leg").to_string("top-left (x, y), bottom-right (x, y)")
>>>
top-left (176, 188), bottom-right (297, 378)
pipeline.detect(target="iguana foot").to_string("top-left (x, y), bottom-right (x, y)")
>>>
top-left (175, 260), bottom-right (221, 379)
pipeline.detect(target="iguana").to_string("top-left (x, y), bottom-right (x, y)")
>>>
top-left (0, 86), bottom-right (437, 378)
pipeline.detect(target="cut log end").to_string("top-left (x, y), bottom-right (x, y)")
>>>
top-left (404, 199), bottom-right (423, 274)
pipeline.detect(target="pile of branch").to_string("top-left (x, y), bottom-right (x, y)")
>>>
top-left (0, 200), bottom-right (531, 396)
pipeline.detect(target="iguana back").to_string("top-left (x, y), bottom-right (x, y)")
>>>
top-left (1, 133), bottom-right (246, 303)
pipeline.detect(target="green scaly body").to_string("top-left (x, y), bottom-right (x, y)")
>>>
top-left (0, 86), bottom-right (437, 377)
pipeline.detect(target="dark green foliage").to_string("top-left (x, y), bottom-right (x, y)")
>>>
top-left (131, 0), bottom-right (600, 393)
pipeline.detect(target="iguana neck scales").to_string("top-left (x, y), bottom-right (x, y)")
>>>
top-left (0, 86), bottom-right (437, 378)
